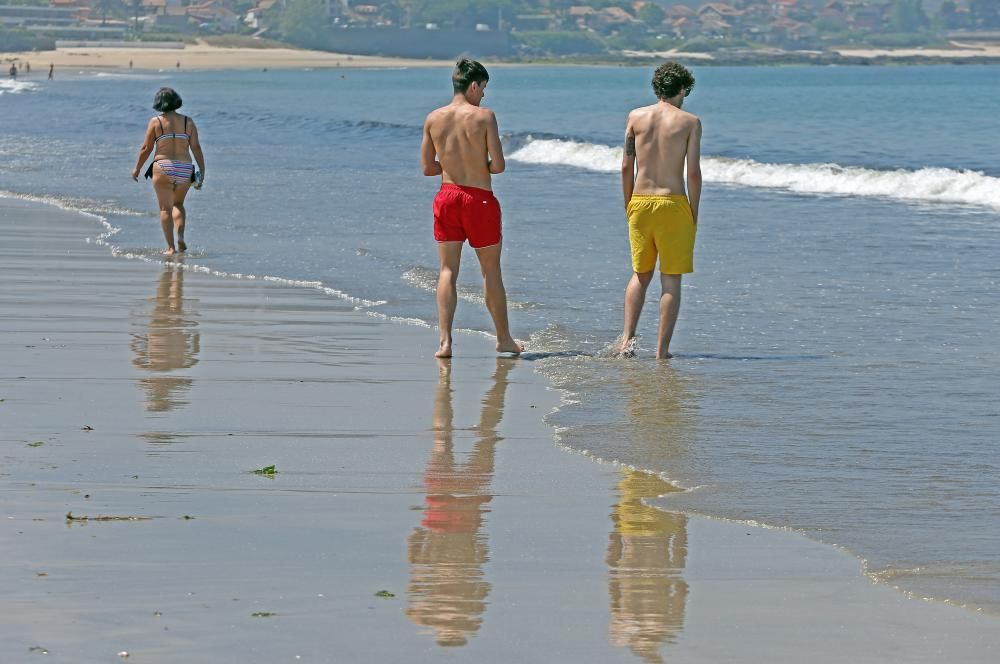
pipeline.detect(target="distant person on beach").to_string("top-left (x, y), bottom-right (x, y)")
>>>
top-left (25, 61), bottom-right (30, 75)
top-left (8, 64), bottom-right (16, 79)
top-left (129, 59), bottom-right (133, 70)
top-left (131, 87), bottom-right (206, 256)
top-left (48, 63), bottom-right (53, 80)
top-left (618, 62), bottom-right (701, 359)
top-left (420, 58), bottom-right (523, 358)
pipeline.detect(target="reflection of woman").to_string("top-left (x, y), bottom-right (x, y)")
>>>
top-left (406, 359), bottom-right (512, 647)
top-left (131, 87), bottom-right (205, 255)
top-left (131, 267), bottom-right (199, 412)
top-left (607, 470), bottom-right (688, 664)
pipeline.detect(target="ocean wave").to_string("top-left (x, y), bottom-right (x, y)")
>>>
top-left (508, 138), bottom-right (1000, 211)
top-left (0, 80), bottom-right (39, 95)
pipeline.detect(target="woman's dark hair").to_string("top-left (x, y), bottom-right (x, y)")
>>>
top-left (153, 87), bottom-right (183, 112)
top-left (452, 58), bottom-right (489, 93)
top-left (651, 62), bottom-right (695, 100)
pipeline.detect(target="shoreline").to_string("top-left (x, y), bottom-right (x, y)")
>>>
top-left (4, 41), bottom-right (1000, 72)
top-left (2, 194), bottom-right (999, 661)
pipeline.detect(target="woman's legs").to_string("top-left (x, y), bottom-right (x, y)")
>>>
top-left (172, 183), bottom-right (192, 252)
top-left (152, 170), bottom-right (192, 254)
top-left (152, 171), bottom-right (177, 254)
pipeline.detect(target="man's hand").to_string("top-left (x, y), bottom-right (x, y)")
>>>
top-left (131, 168), bottom-right (140, 182)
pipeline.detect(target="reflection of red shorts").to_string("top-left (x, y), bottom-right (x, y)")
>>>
top-left (433, 184), bottom-right (502, 249)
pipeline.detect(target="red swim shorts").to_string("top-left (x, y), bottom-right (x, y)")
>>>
top-left (433, 183), bottom-right (502, 249)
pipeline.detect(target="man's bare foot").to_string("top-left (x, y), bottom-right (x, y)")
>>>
top-left (163, 247), bottom-right (176, 256)
top-left (617, 336), bottom-right (638, 359)
top-left (496, 337), bottom-right (524, 355)
top-left (435, 340), bottom-right (452, 359)
top-left (177, 239), bottom-right (187, 253)
top-left (655, 351), bottom-right (674, 360)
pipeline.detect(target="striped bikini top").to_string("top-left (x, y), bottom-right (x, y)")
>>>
top-left (155, 115), bottom-right (189, 144)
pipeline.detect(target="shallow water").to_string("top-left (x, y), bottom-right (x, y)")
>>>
top-left (2, 63), bottom-right (999, 612)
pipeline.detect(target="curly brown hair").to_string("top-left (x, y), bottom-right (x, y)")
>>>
top-left (651, 62), bottom-right (695, 100)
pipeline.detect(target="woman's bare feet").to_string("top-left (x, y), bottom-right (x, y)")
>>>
top-left (177, 238), bottom-right (187, 253)
top-left (496, 337), bottom-right (524, 355)
top-left (163, 247), bottom-right (176, 256)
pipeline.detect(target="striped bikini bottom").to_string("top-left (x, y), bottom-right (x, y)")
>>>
top-left (155, 160), bottom-right (194, 185)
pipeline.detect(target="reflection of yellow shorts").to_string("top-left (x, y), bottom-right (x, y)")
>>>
top-left (627, 195), bottom-right (696, 274)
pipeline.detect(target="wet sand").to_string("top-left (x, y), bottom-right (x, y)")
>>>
top-left (2, 196), bottom-right (999, 662)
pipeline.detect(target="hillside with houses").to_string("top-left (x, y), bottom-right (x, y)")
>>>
top-left (2, 0), bottom-right (999, 59)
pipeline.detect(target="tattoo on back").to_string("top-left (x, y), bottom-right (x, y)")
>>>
top-left (625, 135), bottom-right (636, 157)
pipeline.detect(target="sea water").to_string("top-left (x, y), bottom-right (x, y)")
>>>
top-left (2, 63), bottom-right (998, 613)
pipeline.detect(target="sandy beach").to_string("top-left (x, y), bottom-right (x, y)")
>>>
top-left (835, 42), bottom-right (1000, 59)
top-left (3, 42), bottom-right (450, 71)
top-left (1, 195), bottom-right (999, 661)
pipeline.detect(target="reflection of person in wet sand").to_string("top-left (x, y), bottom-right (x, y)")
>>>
top-left (607, 470), bottom-right (688, 664)
top-left (406, 358), bottom-right (513, 647)
top-left (606, 363), bottom-right (697, 663)
top-left (130, 266), bottom-right (199, 412)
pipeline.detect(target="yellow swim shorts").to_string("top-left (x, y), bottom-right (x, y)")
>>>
top-left (626, 195), bottom-right (696, 274)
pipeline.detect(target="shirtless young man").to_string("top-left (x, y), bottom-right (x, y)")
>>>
top-left (619, 62), bottom-right (702, 359)
top-left (421, 58), bottom-right (523, 359)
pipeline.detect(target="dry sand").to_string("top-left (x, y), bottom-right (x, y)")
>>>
top-left (2, 195), bottom-right (999, 662)
top-left (836, 41), bottom-right (1000, 59)
top-left (4, 42), bottom-right (450, 71)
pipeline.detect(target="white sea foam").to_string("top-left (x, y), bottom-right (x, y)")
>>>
top-left (0, 80), bottom-right (39, 95)
top-left (508, 138), bottom-right (1000, 211)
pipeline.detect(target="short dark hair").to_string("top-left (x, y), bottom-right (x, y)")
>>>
top-left (153, 87), bottom-right (183, 112)
top-left (651, 62), bottom-right (694, 100)
top-left (452, 58), bottom-right (489, 93)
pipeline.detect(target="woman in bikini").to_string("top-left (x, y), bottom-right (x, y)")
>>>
top-left (131, 87), bottom-right (206, 255)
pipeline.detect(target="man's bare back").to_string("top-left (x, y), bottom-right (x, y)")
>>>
top-left (422, 99), bottom-right (504, 190)
top-left (625, 103), bottom-right (702, 213)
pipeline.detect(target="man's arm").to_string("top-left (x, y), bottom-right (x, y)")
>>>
top-left (621, 118), bottom-right (636, 211)
top-left (420, 116), bottom-right (442, 177)
top-left (485, 110), bottom-right (505, 174)
top-left (686, 118), bottom-right (702, 224)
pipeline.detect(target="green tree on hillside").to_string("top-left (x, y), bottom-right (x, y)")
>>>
top-left (637, 2), bottom-right (665, 30)
top-left (889, 0), bottom-right (929, 33)
top-left (130, 0), bottom-right (142, 34)
top-left (279, 0), bottom-right (328, 49)
top-left (401, 0), bottom-right (514, 29)
top-left (93, 0), bottom-right (122, 26)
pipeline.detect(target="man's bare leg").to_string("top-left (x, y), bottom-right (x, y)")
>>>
top-left (435, 242), bottom-right (463, 358)
top-left (656, 274), bottom-right (682, 359)
top-left (620, 270), bottom-right (654, 355)
top-left (475, 243), bottom-right (523, 355)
